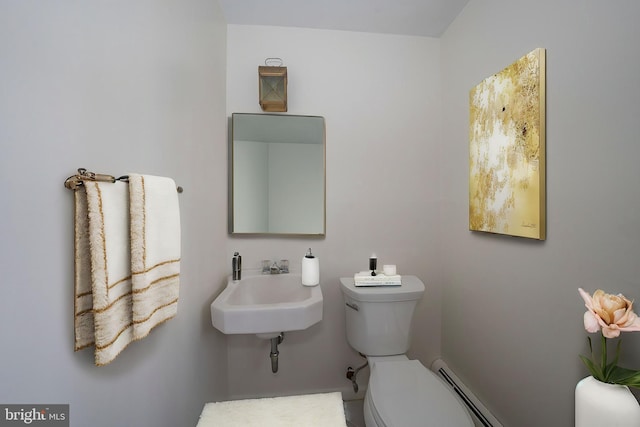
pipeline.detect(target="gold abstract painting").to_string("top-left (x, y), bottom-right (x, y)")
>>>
top-left (469, 48), bottom-right (546, 240)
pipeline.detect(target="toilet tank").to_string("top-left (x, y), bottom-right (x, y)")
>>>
top-left (339, 276), bottom-right (425, 356)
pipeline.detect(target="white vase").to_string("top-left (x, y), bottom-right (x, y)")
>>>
top-left (575, 376), bottom-right (640, 427)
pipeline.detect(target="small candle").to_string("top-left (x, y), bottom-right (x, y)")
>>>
top-left (383, 265), bottom-right (396, 276)
top-left (369, 254), bottom-right (377, 275)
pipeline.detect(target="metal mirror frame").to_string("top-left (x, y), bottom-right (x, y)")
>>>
top-left (229, 113), bottom-right (326, 237)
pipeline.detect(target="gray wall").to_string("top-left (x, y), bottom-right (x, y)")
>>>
top-left (0, 1), bottom-right (229, 426)
top-left (440, 0), bottom-right (640, 425)
top-left (225, 25), bottom-right (443, 399)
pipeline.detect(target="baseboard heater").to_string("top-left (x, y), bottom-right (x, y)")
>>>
top-left (431, 359), bottom-right (503, 427)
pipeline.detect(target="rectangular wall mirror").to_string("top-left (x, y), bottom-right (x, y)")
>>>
top-left (230, 113), bottom-right (326, 236)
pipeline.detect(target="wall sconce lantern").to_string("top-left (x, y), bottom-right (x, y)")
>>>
top-left (259, 58), bottom-right (287, 112)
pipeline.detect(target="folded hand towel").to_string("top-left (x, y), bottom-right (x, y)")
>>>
top-left (354, 271), bottom-right (402, 282)
top-left (128, 174), bottom-right (181, 340)
top-left (74, 181), bottom-right (134, 366)
top-left (354, 271), bottom-right (402, 287)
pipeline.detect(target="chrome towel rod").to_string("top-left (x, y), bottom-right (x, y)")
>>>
top-left (64, 168), bottom-right (183, 193)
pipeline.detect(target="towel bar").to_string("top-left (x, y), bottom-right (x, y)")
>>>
top-left (64, 168), bottom-right (183, 193)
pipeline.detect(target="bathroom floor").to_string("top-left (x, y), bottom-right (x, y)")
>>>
top-left (343, 399), bottom-right (365, 427)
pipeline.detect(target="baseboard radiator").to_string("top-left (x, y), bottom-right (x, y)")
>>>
top-left (431, 359), bottom-right (503, 427)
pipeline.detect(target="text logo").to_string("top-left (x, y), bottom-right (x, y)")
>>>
top-left (0, 405), bottom-right (68, 426)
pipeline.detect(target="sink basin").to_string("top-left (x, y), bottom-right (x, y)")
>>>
top-left (211, 273), bottom-right (323, 335)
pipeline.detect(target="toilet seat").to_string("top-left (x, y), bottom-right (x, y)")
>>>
top-left (367, 360), bottom-right (474, 427)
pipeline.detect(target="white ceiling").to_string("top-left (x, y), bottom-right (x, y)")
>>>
top-left (218, 0), bottom-right (469, 37)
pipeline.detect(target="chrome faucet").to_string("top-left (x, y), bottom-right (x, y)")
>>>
top-left (262, 259), bottom-right (289, 274)
top-left (270, 262), bottom-right (281, 274)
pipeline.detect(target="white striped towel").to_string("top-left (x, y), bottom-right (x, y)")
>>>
top-left (128, 174), bottom-right (181, 341)
top-left (74, 180), bottom-right (135, 366)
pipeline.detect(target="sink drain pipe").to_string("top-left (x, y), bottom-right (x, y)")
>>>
top-left (270, 333), bottom-right (284, 373)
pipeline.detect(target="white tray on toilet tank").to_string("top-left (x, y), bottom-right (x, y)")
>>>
top-left (340, 275), bottom-right (425, 301)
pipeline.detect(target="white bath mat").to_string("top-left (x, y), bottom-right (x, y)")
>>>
top-left (196, 392), bottom-right (348, 427)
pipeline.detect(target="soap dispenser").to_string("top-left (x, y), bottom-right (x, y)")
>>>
top-left (232, 252), bottom-right (241, 281)
top-left (301, 248), bottom-right (319, 287)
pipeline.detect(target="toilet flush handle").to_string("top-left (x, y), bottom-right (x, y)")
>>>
top-left (346, 302), bottom-right (359, 311)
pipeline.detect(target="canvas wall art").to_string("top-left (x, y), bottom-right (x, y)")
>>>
top-left (469, 48), bottom-right (546, 240)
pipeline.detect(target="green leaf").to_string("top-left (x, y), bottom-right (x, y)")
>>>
top-left (603, 339), bottom-right (624, 381)
top-left (613, 339), bottom-right (622, 367)
top-left (579, 334), bottom-right (640, 388)
top-left (603, 360), bottom-right (618, 381)
top-left (580, 355), bottom-right (604, 381)
top-left (601, 334), bottom-right (607, 375)
top-left (587, 336), bottom-right (594, 359)
top-left (608, 366), bottom-right (640, 385)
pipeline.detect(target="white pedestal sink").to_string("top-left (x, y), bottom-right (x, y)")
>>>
top-left (211, 272), bottom-right (323, 336)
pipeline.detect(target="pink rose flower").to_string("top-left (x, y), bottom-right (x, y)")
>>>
top-left (579, 288), bottom-right (640, 338)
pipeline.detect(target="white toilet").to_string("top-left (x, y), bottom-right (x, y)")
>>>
top-left (340, 276), bottom-right (474, 427)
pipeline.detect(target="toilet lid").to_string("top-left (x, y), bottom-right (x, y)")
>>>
top-left (369, 360), bottom-right (474, 427)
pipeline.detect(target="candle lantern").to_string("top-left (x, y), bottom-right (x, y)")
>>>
top-left (259, 58), bottom-right (287, 112)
